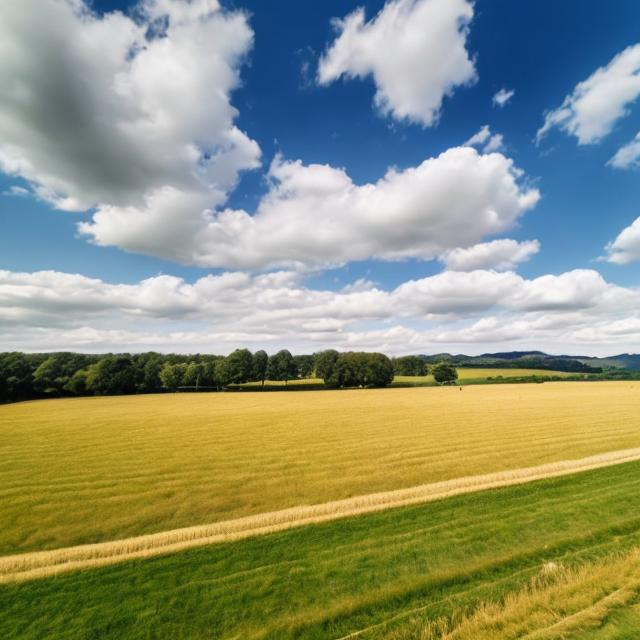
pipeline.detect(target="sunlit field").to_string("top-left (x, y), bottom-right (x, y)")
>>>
top-left (393, 367), bottom-right (578, 385)
top-left (1, 381), bottom-right (639, 555)
top-left (3, 461), bottom-right (640, 639)
top-left (236, 368), bottom-right (578, 388)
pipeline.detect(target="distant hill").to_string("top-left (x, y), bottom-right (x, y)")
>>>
top-left (419, 351), bottom-right (640, 372)
top-left (417, 351), bottom-right (640, 373)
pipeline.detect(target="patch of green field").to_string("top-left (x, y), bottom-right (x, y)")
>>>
top-left (236, 368), bottom-right (576, 389)
top-left (393, 367), bottom-right (578, 386)
top-left (3, 461), bottom-right (640, 639)
top-left (1, 382), bottom-right (639, 554)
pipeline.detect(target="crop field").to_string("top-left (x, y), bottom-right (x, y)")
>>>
top-left (393, 367), bottom-right (578, 386)
top-left (237, 368), bottom-right (578, 389)
top-left (3, 460), bottom-right (640, 639)
top-left (1, 382), bottom-right (640, 556)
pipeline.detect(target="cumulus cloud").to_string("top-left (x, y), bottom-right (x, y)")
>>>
top-left (0, 0), bottom-right (260, 210)
top-left (608, 131), bottom-right (640, 169)
top-left (492, 88), bottom-right (514, 108)
top-left (80, 146), bottom-right (539, 270)
top-left (537, 44), bottom-right (640, 144)
top-left (2, 266), bottom-right (639, 354)
top-left (440, 239), bottom-right (540, 271)
top-left (464, 126), bottom-right (505, 153)
top-left (603, 216), bottom-right (640, 264)
top-left (317, 0), bottom-right (477, 126)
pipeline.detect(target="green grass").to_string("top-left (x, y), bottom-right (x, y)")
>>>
top-left (4, 461), bottom-right (640, 639)
top-left (392, 367), bottom-right (579, 386)
top-left (2, 382), bottom-right (640, 554)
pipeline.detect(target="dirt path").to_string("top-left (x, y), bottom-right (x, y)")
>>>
top-left (3, 446), bottom-right (640, 584)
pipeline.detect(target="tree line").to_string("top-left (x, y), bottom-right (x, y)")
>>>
top-left (0, 350), bottom-right (457, 403)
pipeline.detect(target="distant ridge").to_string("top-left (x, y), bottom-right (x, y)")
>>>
top-left (418, 351), bottom-right (640, 372)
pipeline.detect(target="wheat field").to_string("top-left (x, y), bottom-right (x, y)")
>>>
top-left (1, 381), bottom-right (639, 555)
top-left (3, 445), bottom-right (640, 584)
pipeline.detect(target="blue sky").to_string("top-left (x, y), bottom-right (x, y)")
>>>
top-left (1, 0), bottom-right (640, 354)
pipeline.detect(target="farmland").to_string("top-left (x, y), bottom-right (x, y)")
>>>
top-left (3, 460), bottom-right (640, 639)
top-left (0, 382), bottom-right (640, 554)
top-left (1, 382), bottom-right (639, 556)
top-left (392, 367), bottom-right (578, 386)
top-left (2, 381), bottom-right (640, 638)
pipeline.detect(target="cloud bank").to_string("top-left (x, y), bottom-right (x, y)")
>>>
top-left (2, 267), bottom-right (639, 355)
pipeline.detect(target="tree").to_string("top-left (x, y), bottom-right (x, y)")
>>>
top-left (213, 358), bottom-right (231, 389)
top-left (64, 369), bottom-right (89, 395)
top-left (267, 350), bottom-right (297, 385)
top-left (392, 355), bottom-right (428, 377)
top-left (252, 350), bottom-right (268, 387)
top-left (85, 356), bottom-right (137, 395)
top-left (432, 362), bottom-right (458, 385)
top-left (324, 352), bottom-right (394, 388)
top-left (314, 350), bottom-right (339, 381)
top-left (225, 349), bottom-right (254, 384)
top-left (159, 363), bottom-right (184, 391)
top-left (182, 362), bottom-right (204, 389)
top-left (0, 352), bottom-right (35, 402)
top-left (134, 352), bottom-right (164, 392)
top-left (293, 355), bottom-right (314, 379)
top-left (361, 352), bottom-right (395, 387)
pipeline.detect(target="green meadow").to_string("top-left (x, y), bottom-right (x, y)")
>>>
top-left (3, 460), bottom-right (640, 639)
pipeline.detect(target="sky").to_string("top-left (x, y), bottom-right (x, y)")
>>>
top-left (1, 0), bottom-right (640, 356)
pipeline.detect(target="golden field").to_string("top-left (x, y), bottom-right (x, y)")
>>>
top-left (1, 381), bottom-right (639, 555)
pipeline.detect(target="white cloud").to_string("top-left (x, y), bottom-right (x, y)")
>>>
top-left (464, 126), bottom-right (505, 153)
top-left (2, 267), bottom-right (639, 355)
top-left (2, 186), bottom-right (29, 198)
top-left (80, 147), bottom-right (538, 270)
top-left (441, 239), bottom-right (540, 271)
top-left (317, 0), bottom-right (477, 126)
top-left (0, 0), bottom-right (260, 210)
top-left (537, 44), bottom-right (640, 145)
top-left (604, 216), bottom-right (640, 264)
top-left (464, 125), bottom-right (491, 147)
top-left (608, 131), bottom-right (640, 169)
top-left (492, 88), bottom-right (514, 108)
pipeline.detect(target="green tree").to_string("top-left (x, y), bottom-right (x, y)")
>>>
top-left (267, 350), bottom-right (297, 385)
top-left (85, 356), bottom-right (137, 395)
top-left (64, 369), bottom-right (89, 395)
top-left (182, 362), bottom-right (204, 389)
top-left (293, 355), bottom-right (314, 378)
top-left (213, 358), bottom-right (231, 389)
top-left (159, 363), bottom-right (185, 391)
top-left (362, 352), bottom-right (395, 387)
top-left (225, 349), bottom-right (254, 384)
top-left (432, 362), bottom-right (458, 385)
top-left (314, 350), bottom-right (339, 382)
top-left (392, 355), bottom-right (428, 376)
top-left (252, 350), bottom-right (268, 387)
top-left (0, 352), bottom-right (35, 402)
top-left (324, 352), bottom-right (394, 388)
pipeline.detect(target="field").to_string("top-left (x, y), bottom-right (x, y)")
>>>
top-left (235, 368), bottom-right (578, 389)
top-left (2, 382), bottom-right (640, 555)
top-left (3, 460), bottom-right (640, 639)
top-left (392, 367), bottom-right (577, 386)
top-left (2, 381), bottom-right (640, 638)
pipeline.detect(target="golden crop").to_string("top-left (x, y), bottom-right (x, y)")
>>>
top-left (1, 381), bottom-right (639, 555)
